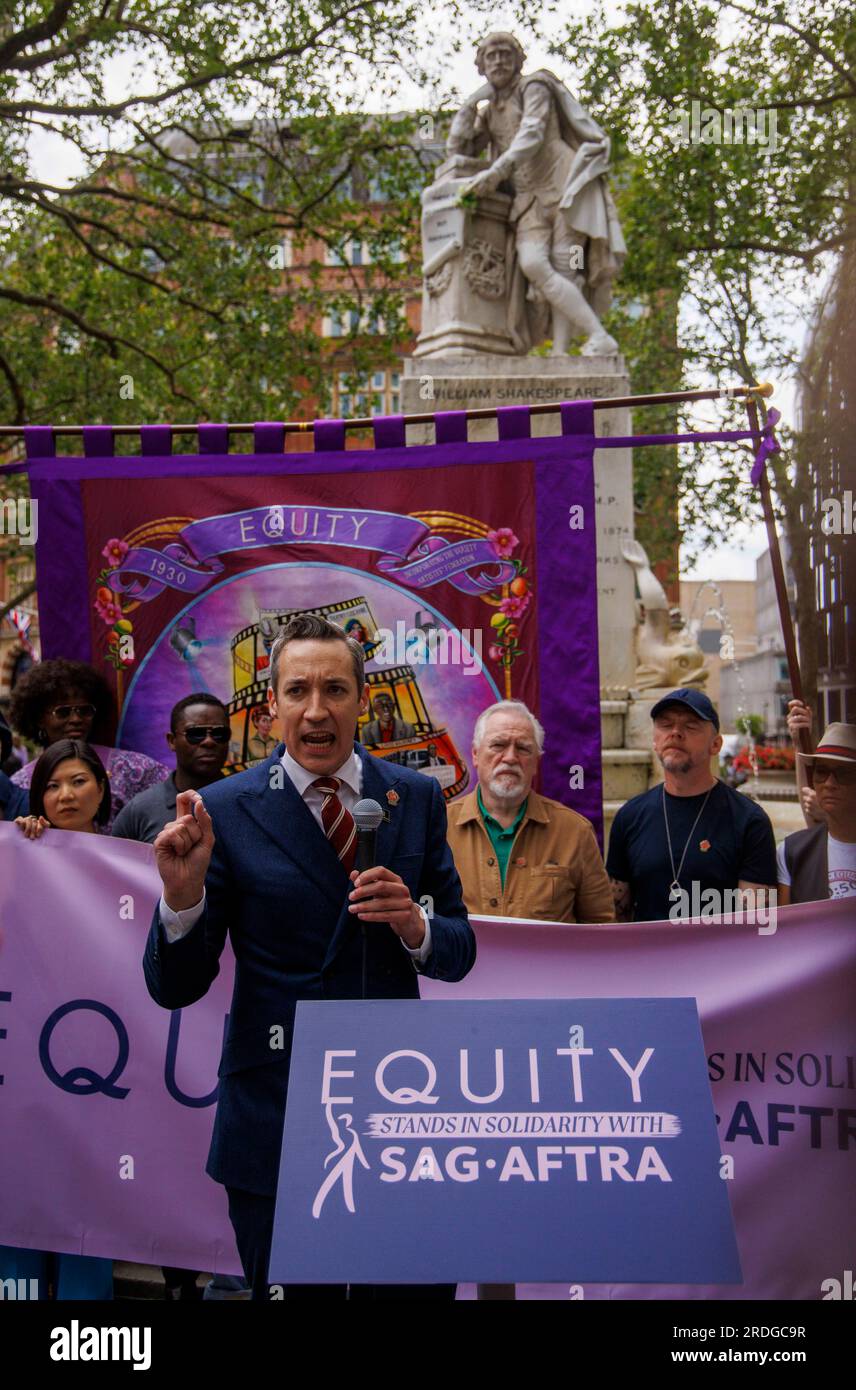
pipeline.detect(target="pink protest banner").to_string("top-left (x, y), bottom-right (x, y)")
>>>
top-left (0, 824), bottom-right (241, 1274)
top-left (1, 824), bottom-right (853, 1296)
top-left (423, 902), bottom-right (856, 1301)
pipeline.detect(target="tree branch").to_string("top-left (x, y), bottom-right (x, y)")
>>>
top-left (0, 346), bottom-right (27, 422)
top-left (0, 286), bottom-right (200, 405)
top-left (721, 1), bottom-right (856, 91)
top-left (0, 0), bottom-right (386, 119)
top-left (685, 229), bottom-right (856, 262)
top-left (679, 90), bottom-right (854, 111)
top-left (12, 186), bottom-right (223, 317)
top-left (0, 0), bottom-right (77, 66)
top-left (4, 11), bottom-right (118, 74)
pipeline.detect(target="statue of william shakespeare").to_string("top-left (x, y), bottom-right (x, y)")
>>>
top-left (416, 32), bottom-right (626, 359)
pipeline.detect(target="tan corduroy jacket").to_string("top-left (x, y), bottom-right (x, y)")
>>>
top-left (446, 788), bottom-right (615, 924)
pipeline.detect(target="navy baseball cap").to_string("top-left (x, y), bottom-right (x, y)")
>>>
top-left (650, 688), bottom-right (720, 732)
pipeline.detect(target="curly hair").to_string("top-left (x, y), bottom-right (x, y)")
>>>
top-left (8, 660), bottom-right (112, 745)
top-left (475, 31), bottom-right (526, 77)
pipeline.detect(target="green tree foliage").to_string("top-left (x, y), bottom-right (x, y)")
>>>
top-left (0, 0), bottom-right (514, 438)
top-left (552, 0), bottom-right (854, 697)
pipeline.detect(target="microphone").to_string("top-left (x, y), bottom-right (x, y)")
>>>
top-left (353, 798), bottom-right (384, 874)
top-left (352, 799), bottom-right (385, 1002)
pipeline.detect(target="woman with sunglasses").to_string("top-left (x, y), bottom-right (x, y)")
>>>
top-left (9, 659), bottom-right (168, 833)
top-left (2, 739), bottom-right (115, 1299)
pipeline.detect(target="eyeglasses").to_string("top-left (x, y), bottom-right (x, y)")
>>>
top-left (182, 725), bottom-right (231, 745)
top-left (49, 704), bottom-right (96, 721)
top-left (813, 761), bottom-right (856, 786)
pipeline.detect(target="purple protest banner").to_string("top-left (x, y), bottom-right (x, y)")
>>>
top-left (0, 825), bottom-right (241, 1274)
top-left (1, 825), bottom-right (853, 1298)
top-left (25, 425), bottom-right (603, 835)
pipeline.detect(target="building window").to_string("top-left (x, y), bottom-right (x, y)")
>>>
top-left (368, 174), bottom-right (390, 203)
top-left (323, 308), bottom-right (362, 338)
top-left (334, 369), bottom-right (402, 418)
top-left (323, 302), bottom-right (389, 337)
top-left (326, 239), bottom-right (370, 267)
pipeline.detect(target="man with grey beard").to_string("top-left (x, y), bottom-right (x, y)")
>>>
top-left (446, 699), bottom-right (613, 923)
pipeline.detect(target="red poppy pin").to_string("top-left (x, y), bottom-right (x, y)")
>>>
top-left (699, 839), bottom-right (711, 852)
top-left (386, 789), bottom-right (400, 806)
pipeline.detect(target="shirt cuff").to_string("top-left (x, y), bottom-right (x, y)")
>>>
top-left (401, 904), bottom-right (432, 968)
top-left (159, 891), bottom-right (206, 942)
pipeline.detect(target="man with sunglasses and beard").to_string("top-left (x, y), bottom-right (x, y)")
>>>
top-left (112, 691), bottom-right (247, 1300)
top-left (777, 723), bottom-right (856, 904)
top-left (111, 693), bottom-right (231, 846)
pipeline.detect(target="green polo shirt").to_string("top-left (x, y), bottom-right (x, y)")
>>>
top-left (477, 786), bottom-right (528, 887)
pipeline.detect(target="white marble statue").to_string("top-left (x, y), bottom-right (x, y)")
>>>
top-left (621, 539), bottom-right (709, 690)
top-left (447, 31), bottom-right (626, 357)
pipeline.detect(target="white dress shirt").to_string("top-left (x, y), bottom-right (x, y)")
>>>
top-left (159, 746), bottom-right (432, 965)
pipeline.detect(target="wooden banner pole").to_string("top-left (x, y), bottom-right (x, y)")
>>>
top-left (0, 383), bottom-right (775, 442)
top-left (745, 397), bottom-right (812, 754)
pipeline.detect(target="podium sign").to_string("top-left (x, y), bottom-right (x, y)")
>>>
top-left (269, 999), bottom-right (741, 1286)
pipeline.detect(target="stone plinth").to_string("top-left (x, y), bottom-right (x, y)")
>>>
top-left (416, 156), bottom-right (517, 359)
top-left (401, 353), bottom-right (637, 700)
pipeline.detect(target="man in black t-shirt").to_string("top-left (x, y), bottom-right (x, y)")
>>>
top-left (606, 689), bottom-right (777, 923)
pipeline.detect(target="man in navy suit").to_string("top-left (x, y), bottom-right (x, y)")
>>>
top-left (144, 613), bottom-right (476, 1300)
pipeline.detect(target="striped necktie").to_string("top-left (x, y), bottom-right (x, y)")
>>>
top-left (311, 776), bottom-right (357, 875)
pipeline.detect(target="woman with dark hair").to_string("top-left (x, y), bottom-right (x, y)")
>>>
top-left (15, 740), bottom-right (111, 838)
top-left (9, 659), bottom-right (168, 833)
top-left (3, 739), bottom-right (115, 1298)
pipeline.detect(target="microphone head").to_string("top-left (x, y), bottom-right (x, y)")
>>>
top-left (353, 798), bottom-right (384, 832)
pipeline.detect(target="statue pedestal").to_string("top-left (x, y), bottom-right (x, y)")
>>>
top-left (415, 156), bottom-right (518, 358)
top-left (402, 353), bottom-right (636, 700)
top-left (401, 353), bottom-right (649, 838)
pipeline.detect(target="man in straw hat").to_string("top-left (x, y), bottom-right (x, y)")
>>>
top-left (777, 723), bottom-right (856, 903)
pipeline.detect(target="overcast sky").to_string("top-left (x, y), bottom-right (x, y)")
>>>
top-left (22, 4), bottom-right (813, 583)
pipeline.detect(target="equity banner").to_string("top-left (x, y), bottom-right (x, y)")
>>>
top-left (24, 409), bottom-right (601, 829)
top-left (270, 997), bottom-right (741, 1285)
top-left (1, 825), bottom-right (853, 1296)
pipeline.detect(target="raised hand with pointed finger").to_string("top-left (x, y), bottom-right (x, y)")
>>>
top-left (153, 789), bottom-right (215, 911)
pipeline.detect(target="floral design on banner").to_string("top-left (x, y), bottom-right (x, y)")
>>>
top-left (483, 528), bottom-right (533, 689)
top-left (95, 537), bottom-right (135, 678)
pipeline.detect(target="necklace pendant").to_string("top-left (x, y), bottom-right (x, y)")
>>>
top-left (669, 880), bottom-right (681, 895)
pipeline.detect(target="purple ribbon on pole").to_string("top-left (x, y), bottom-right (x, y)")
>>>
top-left (750, 407), bottom-right (781, 487)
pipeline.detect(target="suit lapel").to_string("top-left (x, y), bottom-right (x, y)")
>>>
top-left (359, 745), bottom-right (406, 866)
top-left (236, 748), bottom-right (350, 915)
top-left (321, 745), bottom-right (408, 971)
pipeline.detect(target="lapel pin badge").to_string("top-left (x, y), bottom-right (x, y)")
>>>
top-left (699, 839), bottom-right (711, 852)
top-left (386, 789), bottom-right (400, 806)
